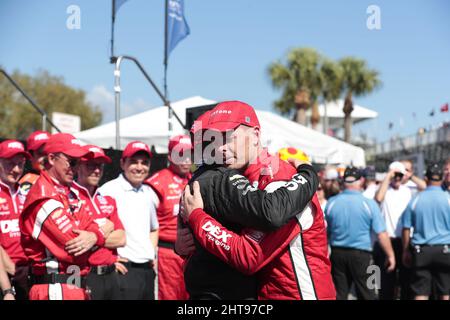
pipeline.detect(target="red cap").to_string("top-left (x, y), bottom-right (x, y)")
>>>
top-left (81, 145), bottom-right (112, 164)
top-left (43, 133), bottom-right (89, 158)
top-left (26, 131), bottom-right (50, 151)
top-left (0, 140), bottom-right (31, 159)
top-left (168, 135), bottom-right (192, 153)
top-left (121, 141), bottom-right (152, 159)
top-left (190, 110), bottom-right (211, 134)
top-left (206, 101), bottom-right (260, 132)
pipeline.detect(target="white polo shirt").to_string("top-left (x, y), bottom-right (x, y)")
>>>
top-left (99, 174), bottom-right (159, 263)
top-left (380, 184), bottom-right (412, 238)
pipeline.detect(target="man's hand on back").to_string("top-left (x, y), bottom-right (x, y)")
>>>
top-left (181, 181), bottom-right (204, 221)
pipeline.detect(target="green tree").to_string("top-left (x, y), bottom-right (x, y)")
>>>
top-left (0, 69), bottom-right (102, 140)
top-left (319, 59), bottom-right (343, 133)
top-left (268, 48), bottom-right (322, 126)
top-left (339, 57), bottom-right (381, 142)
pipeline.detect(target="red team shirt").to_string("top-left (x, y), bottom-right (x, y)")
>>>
top-left (0, 181), bottom-right (28, 265)
top-left (72, 182), bottom-right (124, 266)
top-left (20, 171), bottom-right (105, 276)
top-left (145, 168), bottom-right (190, 243)
top-left (188, 151), bottom-right (336, 300)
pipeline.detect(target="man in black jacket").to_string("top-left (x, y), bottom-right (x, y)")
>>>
top-left (177, 101), bottom-right (319, 299)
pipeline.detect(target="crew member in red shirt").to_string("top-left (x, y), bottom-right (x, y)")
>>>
top-left (145, 135), bottom-right (192, 300)
top-left (0, 140), bottom-right (31, 300)
top-left (73, 145), bottom-right (126, 300)
top-left (19, 131), bottom-right (50, 193)
top-left (20, 133), bottom-right (109, 300)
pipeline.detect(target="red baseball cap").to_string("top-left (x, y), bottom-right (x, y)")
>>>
top-left (43, 133), bottom-right (89, 158)
top-left (0, 140), bottom-right (31, 159)
top-left (206, 101), bottom-right (260, 132)
top-left (190, 110), bottom-right (211, 134)
top-left (26, 131), bottom-right (50, 151)
top-left (121, 141), bottom-right (152, 159)
top-left (168, 135), bottom-right (192, 153)
top-left (81, 145), bottom-right (112, 164)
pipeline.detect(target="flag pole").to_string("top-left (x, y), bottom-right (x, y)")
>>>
top-left (110, 0), bottom-right (116, 63)
top-left (165, 0), bottom-right (173, 140)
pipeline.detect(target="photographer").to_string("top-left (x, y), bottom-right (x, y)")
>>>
top-left (374, 161), bottom-right (413, 299)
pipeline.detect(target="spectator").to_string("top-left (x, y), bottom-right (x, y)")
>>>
top-left (99, 141), bottom-right (159, 300)
top-left (73, 145), bottom-right (126, 300)
top-left (443, 158), bottom-right (450, 193)
top-left (145, 135), bottom-right (192, 300)
top-left (401, 160), bottom-right (426, 197)
top-left (402, 163), bottom-right (450, 300)
top-left (362, 166), bottom-right (378, 199)
top-left (0, 246), bottom-right (15, 300)
top-left (20, 133), bottom-right (107, 300)
top-left (317, 183), bottom-right (327, 212)
top-left (325, 167), bottom-right (395, 300)
top-left (19, 131), bottom-right (50, 192)
top-left (0, 140), bottom-right (32, 300)
top-left (374, 161), bottom-right (412, 300)
top-left (322, 167), bottom-right (341, 200)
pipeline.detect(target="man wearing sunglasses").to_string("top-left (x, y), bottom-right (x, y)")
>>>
top-left (73, 145), bottom-right (126, 300)
top-left (0, 140), bottom-right (32, 300)
top-left (20, 133), bottom-right (108, 300)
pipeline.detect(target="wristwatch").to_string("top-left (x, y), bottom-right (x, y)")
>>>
top-left (2, 287), bottom-right (16, 296)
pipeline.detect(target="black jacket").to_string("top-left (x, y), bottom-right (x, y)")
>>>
top-left (183, 163), bottom-right (319, 300)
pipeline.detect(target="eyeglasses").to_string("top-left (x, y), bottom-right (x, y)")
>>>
top-left (86, 162), bottom-right (104, 170)
top-left (55, 154), bottom-right (78, 168)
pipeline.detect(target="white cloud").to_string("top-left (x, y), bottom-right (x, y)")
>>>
top-left (86, 85), bottom-right (151, 124)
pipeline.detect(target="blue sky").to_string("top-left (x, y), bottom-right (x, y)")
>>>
top-left (1, 0), bottom-right (449, 143)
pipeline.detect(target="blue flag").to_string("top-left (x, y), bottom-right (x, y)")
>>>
top-left (114, 0), bottom-right (129, 15)
top-left (167, 0), bottom-right (190, 57)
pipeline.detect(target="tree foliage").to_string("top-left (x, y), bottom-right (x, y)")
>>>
top-left (0, 68), bottom-right (102, 140)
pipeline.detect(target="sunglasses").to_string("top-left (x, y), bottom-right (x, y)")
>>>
top-left (55, 154), bottom-right (78, 168)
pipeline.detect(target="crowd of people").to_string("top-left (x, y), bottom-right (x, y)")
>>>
top-left (0, 100), bottom-right (449, 300)
top-left (317, 159), bottom-right (450, 300)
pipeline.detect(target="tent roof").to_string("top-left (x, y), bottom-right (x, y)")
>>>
top-left (76, 96), bottom-right (365, 166)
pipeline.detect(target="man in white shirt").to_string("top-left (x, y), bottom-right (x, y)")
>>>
top-left (362, 166), bottom-right (378, 199)
top-left (374, 161), bottom-right (412, 300)
top-left (99, 141), bottom-right (159, 300)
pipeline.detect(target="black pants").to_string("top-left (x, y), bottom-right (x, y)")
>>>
top-left (411, 244), bottom-right (450, 297)
top-left (118, 262), bottom-right (155, 300)
top-left (330, 247), bottom-right (377, 300)
top-left (86, 269), bottom-right (122, 300)
top-left (11, 265), bottom-right (30, 300)
top-left (373, 238), bottom-right (411, 300)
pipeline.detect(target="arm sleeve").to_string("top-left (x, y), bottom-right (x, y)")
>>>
top-left (33, 200), bottom-right (89, 264)
top-left (370, 200), bottom-right (386, 234)
top-left (108, 199), bottom-right (124, 231)
top-left (214, 164), bottom-right (318, 231)
top-left (401, 200), bottom-right (413, 229)
top-left (148, 188), bottom-right (159, 231)
top-left (188, 208), bottom-right (296, 275)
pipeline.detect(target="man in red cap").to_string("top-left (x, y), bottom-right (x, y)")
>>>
top-left (145, 135), bottom-right (192, 300)
top-left (73, 145), bottom-right (126, 300)
top-left (0, 140), bottom-right (31, 300)
top-left (18, 131), bottom-right (51, 194)
top-left (20, 133), bottom-right (108, 300)
top-left (99, 141), bottom-right (159, 300)
top-left (180, 101), bottom-right (335, 300)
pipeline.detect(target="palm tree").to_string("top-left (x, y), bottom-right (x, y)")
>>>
top-left (268, 48), bottom-right (322, 126)
top-left (339, 57), bottom-right (381, 142)
top-left (319, 59), bottom-right (343, 134)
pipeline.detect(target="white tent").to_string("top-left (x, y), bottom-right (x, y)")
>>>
top-left (76, 96), bottom-right (365, 166)
top-left (305, 99), bottom-right (378, 133)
